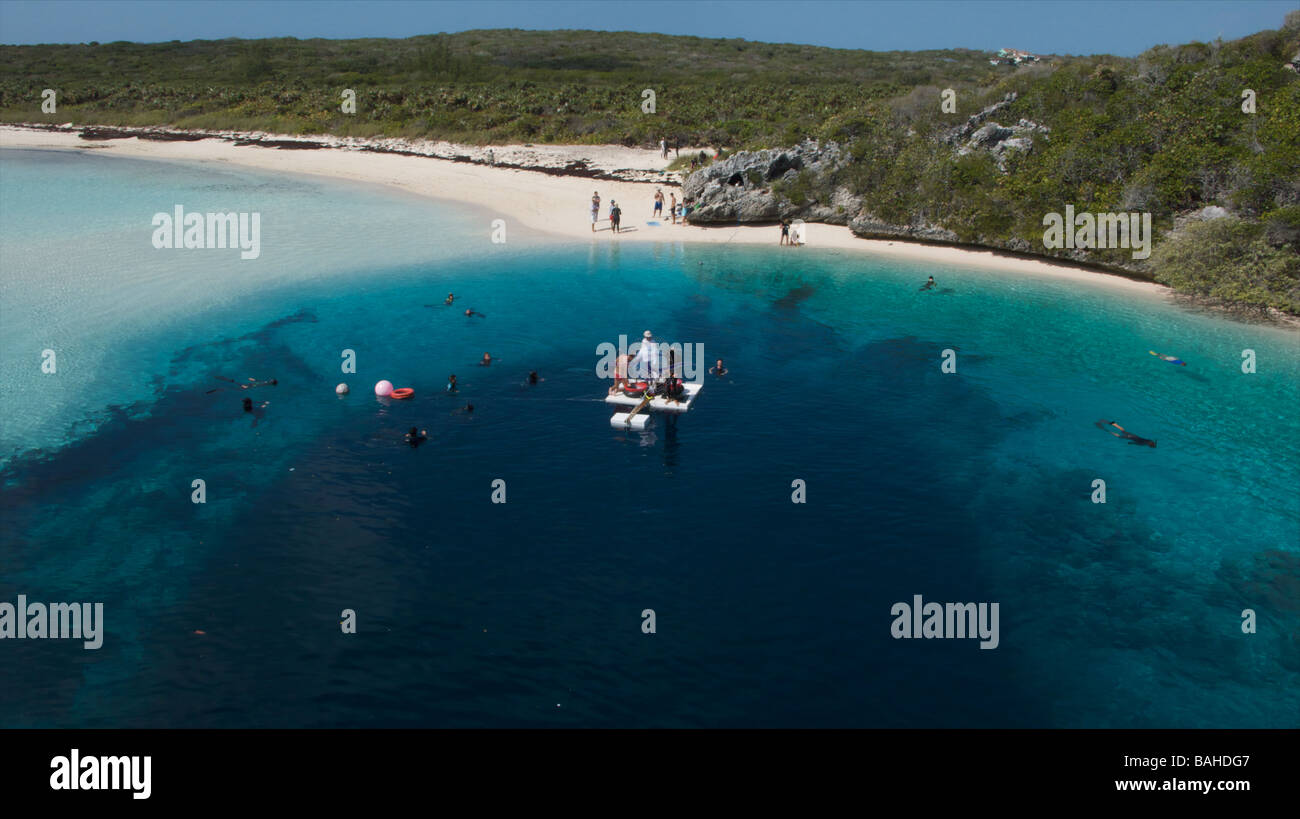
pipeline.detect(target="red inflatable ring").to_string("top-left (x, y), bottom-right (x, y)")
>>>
top-left (390, 388), bottom-right (414, 399)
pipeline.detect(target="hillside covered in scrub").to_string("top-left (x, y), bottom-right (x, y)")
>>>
top-left (2, 20), bottom-right (1298, 313)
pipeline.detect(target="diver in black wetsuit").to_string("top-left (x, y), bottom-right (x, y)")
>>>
top-left (1096, 420), bottom-right (1156, 448)
top-left (243, 396), bottom-right (269, 426)
top-left (406, 426), bottom-right (428, 448)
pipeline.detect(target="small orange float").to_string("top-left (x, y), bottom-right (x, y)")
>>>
top-left (390, 388), bottom-right (414, 399)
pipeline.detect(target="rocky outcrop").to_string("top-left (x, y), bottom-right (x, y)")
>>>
top-left (848, 213), bottom-right (959, 243)
top-left (682, 139), bottom-right (854, 223)
top-left (943, 93), bottom-right (1018, 144)
top-left (1174, 205), bottom-right (1231, 228)
top-left (943, 94), bottom-right (1049, 170)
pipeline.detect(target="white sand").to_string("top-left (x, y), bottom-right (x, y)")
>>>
top-left (1, 125), bottom-right (1169, 297)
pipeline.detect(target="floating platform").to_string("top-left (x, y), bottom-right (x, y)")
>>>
top-left (604, 381), bottom-right (703, 414)
top-left (610, 411), bottom-right (653, 430)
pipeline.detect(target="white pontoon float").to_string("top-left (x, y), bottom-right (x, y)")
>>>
top-left (606, 381), bottom-right (703, 429)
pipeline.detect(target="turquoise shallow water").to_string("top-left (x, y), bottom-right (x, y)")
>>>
top-left (1, 148), bottom-right (1298, 727)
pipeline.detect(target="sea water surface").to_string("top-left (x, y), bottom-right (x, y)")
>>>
top-left (1, 147), bottom-right (1298, 728)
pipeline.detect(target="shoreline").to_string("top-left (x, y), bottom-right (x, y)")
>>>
top-left (3, 122), bottom-right (1287, 320)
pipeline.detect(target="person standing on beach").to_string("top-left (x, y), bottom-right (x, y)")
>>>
top-left (653, 189), bottom-right (664, 219)
top-left (780, 219), bottom-right (790, 245)
top-left (610, 201), bottom-right (622, 234)
top-left (591, 191), bottom-right (601, 232)
top-left (669, 192), bottom-right (678, 225)
top-left (660, 138), bottom-right (667, 159)
top-left (486, 149), bottom-right (495, 166)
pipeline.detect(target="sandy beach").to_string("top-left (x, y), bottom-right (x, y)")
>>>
top-left (1, 124), bottom-right (1170, 297)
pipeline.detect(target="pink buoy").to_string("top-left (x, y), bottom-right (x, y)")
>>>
top-left (374, 380), bottom-right (393, 397)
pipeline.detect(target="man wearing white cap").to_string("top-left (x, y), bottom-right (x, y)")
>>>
top-left (633, 330), bottom-right (660, 382)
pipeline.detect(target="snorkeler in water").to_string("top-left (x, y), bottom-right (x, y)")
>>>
top-left (446, 374), bottom-right (458, 393)
top-left (1149, 350), bottom-right (1187, 366)
top-left (405, 426), bottom-right (428, 448)
top-left (242, 396), bottom-right (270, 426)
top-left (207, 376), bottom-right (276, 394)
top-left (1096, 420), bottom-right (1156, 448)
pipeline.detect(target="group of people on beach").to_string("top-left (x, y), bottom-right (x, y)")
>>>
top-left (590, 189), bottom-right (695, 233)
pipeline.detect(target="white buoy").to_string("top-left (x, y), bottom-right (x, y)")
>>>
top-left (610, 412), bottom-right (652, 430)
top-left (336, 383), bottom-right (349, 395)
top-left (374, 380), bottom-right (393, 397)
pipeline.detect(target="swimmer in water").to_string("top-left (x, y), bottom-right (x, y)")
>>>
top-left (445, 293), bottom-right (454, 305)
top-left (405, 426), bottom-right (428, 448)
top-left (480, 353), bottom-right (492, 366)
top-left (239, 378), bottom-right (277, 390)
top-left (455, 403), bottom-right (474, 415)
top-left (243, 396), bottom-right (269, 426)
top-left (446, 374), bottom-right (458, 393)
top-left (464, 308), bottom-right (484, 318)
top-left (1150, 351), bottom-right (1187, 366)
top-left (1096, 420), bottom-right (1156, 448)
top-left (920, 276), bottom-right (936, 291)
top-left (527, 371), bottom-right (541, 385)
top-left (708, 358), bottom-right (728, 376)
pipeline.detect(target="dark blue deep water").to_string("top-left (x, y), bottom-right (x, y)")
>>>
top-left (2, 149), bottom-right (1298, 727)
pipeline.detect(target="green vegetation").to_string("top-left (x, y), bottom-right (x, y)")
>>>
top-left (1151, 218), bottom-right (1300, 312)
top-left (2, 20), bottom-right (1298, 312)
top-left (0, 31), bottom-right (1002, 144)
